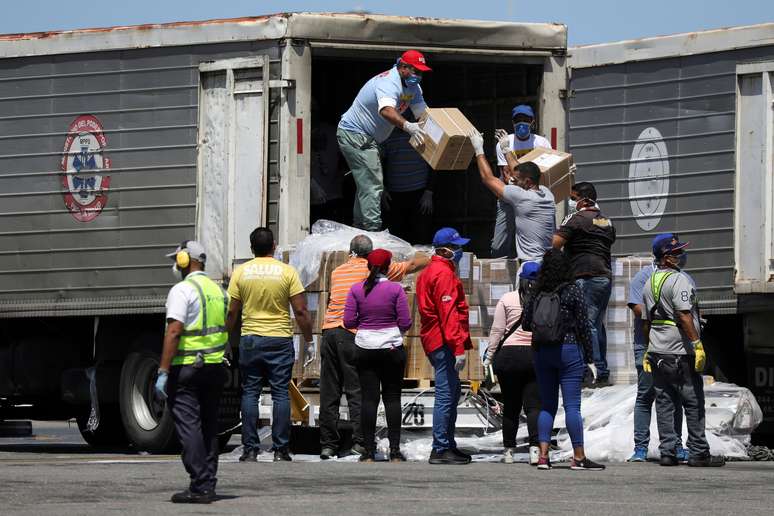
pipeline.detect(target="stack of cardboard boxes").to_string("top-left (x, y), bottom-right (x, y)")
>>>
top-left (605, 256), bottom-right (653, 384)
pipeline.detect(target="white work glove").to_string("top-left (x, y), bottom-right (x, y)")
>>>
top-left (495, 128), bottom-right (511, 155)
top-left (482, 355), bottom-right (492, 368)
top-left (419, 190), bottom-right (433, 215)
top-left (454, 354), bottom-right (467, 372)
top-left (468, 129), bottom-right (485, 157)
top-left (587, 363), bottom-right (598, 383)
top-left (403, 121), bottom-right (425, 145)
top-left (304, 340), bottom-right (317, 367)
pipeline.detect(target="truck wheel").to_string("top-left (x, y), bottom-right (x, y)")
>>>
top-left (119, 351), bottom-right (177, 453)
top-left (75, 405), bottom-right (128, 448)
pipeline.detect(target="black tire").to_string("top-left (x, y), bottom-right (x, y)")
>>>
top-left (119, 351), bottom-right (178, 453)
top-left (76, 404), bottom-right (128, 448)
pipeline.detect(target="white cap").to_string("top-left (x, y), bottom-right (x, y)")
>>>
top-left (166, 240), bottom-right (207, 263)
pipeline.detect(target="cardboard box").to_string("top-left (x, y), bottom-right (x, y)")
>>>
top-left (404, 337), bottom-right (433, 380)
top-left (410, 107), bottom-right (477, 170)
top-left (456, 252), bottom-right (475, 294)
top-left (475, 258), bottom-right (519, 284)
top-left (292, 291), bottom-right (327, 334)
top-left (469, 281), bottom-right (514, 306)
top-left (517, 147), bottom-right (575, 203)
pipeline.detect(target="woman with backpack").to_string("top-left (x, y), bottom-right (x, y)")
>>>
top-left (343, 248), bottom-right (412, 462)
top-left (522, 249), bottom-right (605, 471)
top-left (483, 262), bottom-right (542, 465)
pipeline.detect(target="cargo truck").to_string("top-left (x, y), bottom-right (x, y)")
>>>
top-left (1, 12), bottom-right (773, 450)
top-left (0, 13), bottom-right (569, 451)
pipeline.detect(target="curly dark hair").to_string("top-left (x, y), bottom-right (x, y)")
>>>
top-left (535, 249), bottom-right (575, 293)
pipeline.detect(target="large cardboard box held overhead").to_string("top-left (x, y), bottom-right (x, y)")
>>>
top-left (517, 147), bottom-right (575, 202)
top-left (409, 108), bottom-right (477, 170)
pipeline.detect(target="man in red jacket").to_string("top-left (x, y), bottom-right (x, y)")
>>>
top-left (417, 227), bottom-right (473, 465)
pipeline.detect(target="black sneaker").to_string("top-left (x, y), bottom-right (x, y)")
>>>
top-left (570, 457), bottom-right (606, 470)
top-left (451, 448), bottom-right (472, 461)
top-left (359, 453), bottom-right (376, 463)
top-left (238, 449), bottom-right (258, 462)
top-left (389, 450), bottom-right (407, 463)
top-left (171, 489), bottom-right (215, 504)
top-left (273, 448), bottom-right (292, 462)
top-left (320, 447), bottom-right (337, 460)
top-left (429, 449), bottom-right (470, 465)
top-left (660, 455), bottom-right (679, 467)
top-left (688, 454), bottom-right (725, 467)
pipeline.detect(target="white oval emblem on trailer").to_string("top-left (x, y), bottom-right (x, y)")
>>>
top-left (60, 115), bottom-right (111, 222)
top-left (628, 127), bottom-right (669, 231)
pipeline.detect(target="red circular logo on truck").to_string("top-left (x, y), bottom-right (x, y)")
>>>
top-left (60, 115), bottom-right (111, 222)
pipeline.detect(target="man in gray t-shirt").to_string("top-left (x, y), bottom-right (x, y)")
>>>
top-left (640, 235), bottom-right (724, 468)
top-left (467, 129), bottom-right (556, 262)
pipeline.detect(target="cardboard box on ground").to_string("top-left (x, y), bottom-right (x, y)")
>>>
top-left (516, 147), bottom-right (575, 203)
top-left (409, 108), bottom-right (477, 171)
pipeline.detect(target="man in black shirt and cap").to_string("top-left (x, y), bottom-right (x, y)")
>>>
top-left (552, 182), bottom-right (616, 385)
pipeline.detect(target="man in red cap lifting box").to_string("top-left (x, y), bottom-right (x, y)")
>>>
top-left (338, 50), bottom-right (432, 231)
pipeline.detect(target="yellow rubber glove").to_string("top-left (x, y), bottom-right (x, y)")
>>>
top-left (693, 340), bottom-right (706, 372)
top-left (642, 352), bottom-right (652, 373)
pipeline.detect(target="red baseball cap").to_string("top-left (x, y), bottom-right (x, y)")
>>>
top-left (399, 50), bottom-right (432, 72)
top-left (367, 248), bottom-right (392, 270)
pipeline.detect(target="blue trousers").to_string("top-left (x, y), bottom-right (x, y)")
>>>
top-left (576, 277), bottom-right (612, 378)
top-left (239, 335), bottom-right (294, 452)
top-left (534, 342), bottom-right (586, 447)
top-left (427, 345), bottom-right (461, 452)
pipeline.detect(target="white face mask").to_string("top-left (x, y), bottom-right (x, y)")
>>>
top-left (567, 199), bottom-right (578, 214)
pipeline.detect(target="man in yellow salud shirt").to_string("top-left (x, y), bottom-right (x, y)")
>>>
top-left (226, 227), bottom-right (314, 463)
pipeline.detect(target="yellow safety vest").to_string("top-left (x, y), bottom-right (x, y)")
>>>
top-left (650, 270), bottom-right (677, 327)
top-left (173, 273), bottom-right (228, 366)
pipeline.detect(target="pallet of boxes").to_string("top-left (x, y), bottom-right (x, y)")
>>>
top-left (283, 250), bottom-right (351, 383)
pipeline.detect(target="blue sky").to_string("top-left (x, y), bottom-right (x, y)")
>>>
top-left (3, 0), bottom-right (772, 45)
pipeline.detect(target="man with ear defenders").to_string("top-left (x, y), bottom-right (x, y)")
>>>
top-left (156, 240), bottom-right (229, 504)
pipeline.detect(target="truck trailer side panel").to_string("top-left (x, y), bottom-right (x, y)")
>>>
top-left (569, 38), bottom-right (774, 314)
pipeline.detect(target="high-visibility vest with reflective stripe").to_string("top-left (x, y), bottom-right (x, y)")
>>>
top-left (650, 270), bottom-right (677, 327)
top-left (173, 273), bottom-right (228, 366)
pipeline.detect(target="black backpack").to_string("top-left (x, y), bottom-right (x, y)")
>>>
top-left (530, 284), bottom-right (567, 347)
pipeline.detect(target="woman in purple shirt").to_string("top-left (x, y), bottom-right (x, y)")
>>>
top-left (344, 248), bottom-right (412, 462)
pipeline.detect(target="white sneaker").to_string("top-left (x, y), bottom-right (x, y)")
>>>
top-left (529, 446), bottom-right (540, 466)
top-left (502, 447), bottom-right (515, 464)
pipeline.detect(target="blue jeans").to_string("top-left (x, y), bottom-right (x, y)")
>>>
top-left (239, 335), bottom-right (294, 452)
top-left (633, 347), bottom-right (683, 450)
top-left (576, 277), bottom-right (612, 378)
top-left (534, 343), bottom-right (586, 447)
top-left (427, 345), bottom-right (461, 452)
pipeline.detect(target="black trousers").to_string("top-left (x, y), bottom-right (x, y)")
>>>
top-left (319, 328), bottom-right (363, 451)
top-left (356, 346), bottom-right (406, 454)
top-left (493, 346), bottom-right (541, 448)
top-left (384, 189), bottom-right (432, 244)
top-left (168, 364), bottom-right (226, 494)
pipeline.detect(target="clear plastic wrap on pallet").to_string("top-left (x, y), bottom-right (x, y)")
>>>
top-left (391, 382), bottom-right (762, 463)
top-left (289, 219), bottom-right (420, 288)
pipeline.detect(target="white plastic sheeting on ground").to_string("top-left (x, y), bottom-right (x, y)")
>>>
top-left (384, 382), bottom-right (762, 463)
top-left (284, 219), bottom-right (424, 288)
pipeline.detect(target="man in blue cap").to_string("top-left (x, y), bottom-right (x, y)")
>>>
top-left (489, 105), bottom-right (552, 258)
top-left (641, 234), bottom-right (725, 467)
top-left (626, 234), bottom-right (688, 463)
top-left (416, 227), bottom-right (473, 465)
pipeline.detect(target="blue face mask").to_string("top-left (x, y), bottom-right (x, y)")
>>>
top-left (452, 248), bottom-right (463, 264)
top-left (514, 122), bottom-right (531, 140)
top-left (405, 74), bottom-right (421, 86)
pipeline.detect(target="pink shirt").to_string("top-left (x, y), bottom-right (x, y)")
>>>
top-left (486, 291), bottom-right (532, 361)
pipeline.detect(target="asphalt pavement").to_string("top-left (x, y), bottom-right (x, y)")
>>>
top-left (1, 421), bottom-right (773, 515)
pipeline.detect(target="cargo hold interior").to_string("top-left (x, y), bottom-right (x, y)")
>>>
top-left (310, 52), bottom-right (544, 258)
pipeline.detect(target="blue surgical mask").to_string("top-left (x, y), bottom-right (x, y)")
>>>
top-left (514, 122), bottom-right (531, 140)
top-left (452, 248), bottom-right (463, 264)
top-left (405, 74), bottom-right (421, 86)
